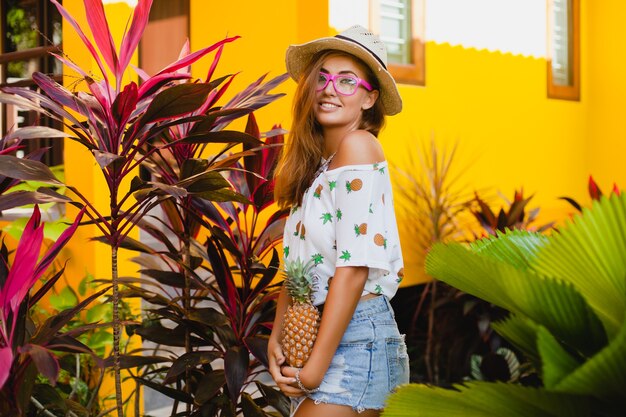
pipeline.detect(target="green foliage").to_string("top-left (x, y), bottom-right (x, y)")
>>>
top-left (384, 194), bottom-right (626, 416)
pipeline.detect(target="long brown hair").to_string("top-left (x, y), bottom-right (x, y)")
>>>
top-left (274, 50), bottom-right (385, 208)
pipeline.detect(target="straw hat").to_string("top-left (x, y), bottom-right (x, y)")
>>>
top-left (285, 25), bottom-right (403, 115)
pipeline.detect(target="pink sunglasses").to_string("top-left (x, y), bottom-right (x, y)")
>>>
top-left (316, 72), bottom-right (373, 96)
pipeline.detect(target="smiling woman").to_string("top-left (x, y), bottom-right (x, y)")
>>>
top-left (270, 25), bottom-right (409, 417)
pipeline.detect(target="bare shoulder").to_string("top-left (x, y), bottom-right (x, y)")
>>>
top-left (332, 130), bottom-right (385, 167)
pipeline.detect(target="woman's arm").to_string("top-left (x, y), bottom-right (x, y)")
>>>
top-left (282, 265), bottom-right (369, 389)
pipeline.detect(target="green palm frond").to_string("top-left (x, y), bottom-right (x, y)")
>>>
top-left (392, 194), bottom-right (626, 415)
top-left (554, 314), bottom-right (626, 402)
top-left (469, 229), bottom-right (548, 270)
top-left (533, 195), bottom-right (626, 337)
top-left (383, 382), bottom-right (591, 417)
top-left (426, 242), bottom-right (607, 356)
top-left (491, 315), bottom-right (541, 365)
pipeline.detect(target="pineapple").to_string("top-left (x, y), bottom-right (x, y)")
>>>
top-left (281, 258), bottom-right (320, 368)
top-left (314, 184), bottom-right (323, 198)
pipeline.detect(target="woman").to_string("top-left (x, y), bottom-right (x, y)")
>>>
top-left (269, 25), bottom-right (409, 417)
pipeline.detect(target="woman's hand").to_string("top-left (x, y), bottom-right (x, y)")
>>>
top-left (268, 338), bottom-right (302, 397)
top-left (282, 364), bottom-right (323, 393)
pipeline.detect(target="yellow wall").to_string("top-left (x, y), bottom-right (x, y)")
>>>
top-left (586, 0), bottom-right (626, 190)
top-left (189, 0), bottom-right (328, 133)
top-left (388, 41), bottom-right (589, 282)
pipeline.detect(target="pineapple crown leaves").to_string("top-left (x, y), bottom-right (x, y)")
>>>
top-left (282, 257), bottom-right (318, 303)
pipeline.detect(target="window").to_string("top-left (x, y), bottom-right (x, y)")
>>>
top-left (370, 0), bottom-right (425, 86)
top-left (139, 0), bottom-right (189, 76)
top-left (547, 0), bottom-right (580, 101)
top-left (1, 0), bottom-right (64, 166)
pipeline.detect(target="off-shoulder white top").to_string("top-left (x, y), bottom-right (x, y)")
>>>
top-left (282, 161), bottom-right (404, 306)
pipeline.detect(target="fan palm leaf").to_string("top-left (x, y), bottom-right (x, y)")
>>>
top-left (385, 194), bottom-right (626, 415)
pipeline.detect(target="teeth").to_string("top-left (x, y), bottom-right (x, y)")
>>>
top-left (321, 103), bottom-right (339, 109)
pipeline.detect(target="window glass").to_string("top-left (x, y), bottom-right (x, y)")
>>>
top-left (1, 0), bottom-right (64, 166)
top-left (379, 0), bottom-right (411, 65)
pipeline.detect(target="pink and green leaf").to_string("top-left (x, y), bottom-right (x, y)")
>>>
top-left (118, 0), bottom-right (154, 78)
top-left (155, 36), bottom-right (240, 76)
top-left (0, 347), bottom-right (13, 389)
top-left (1, 206), bottom-right (44, 314)
top-left (84, 0), bottom-right (119, 77)
top-left (50, 0), bottom-right (110, 85)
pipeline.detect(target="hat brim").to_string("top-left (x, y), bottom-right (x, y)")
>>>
top-left (285, 37), bottom-right (403, 116)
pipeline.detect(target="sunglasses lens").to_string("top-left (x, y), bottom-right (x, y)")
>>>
top-left (317, 73), bottom-right (329, 90)
top-left (335, 76), bottom-right (358, 94)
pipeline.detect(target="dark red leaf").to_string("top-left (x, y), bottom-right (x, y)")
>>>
top-left (559, 196), bottom-right (583, 212)
top-left (20, 344), bottom-right (60, 384)
top-left (103, 354), bottom-right (169, 369)
top-left (180, 130), bottom-right (262, 146)
top-left (112, 81), bottom-right (138, 127)
top-left (0, 155), bottom-right (63, 185)
top-left (134, 376), bottom-right (194, 403)
top-left (224, 345), bottom-right (249, 404)
top-left (4, 126), bottom-right (74, 142)
top-left (241, 393), bottom-right (265, 417)
top-left (140, 83), bottom-right (212, 126)
top-left (0, 189), bottom-right (70, 213)
top-left (136, 72), bottom-right (191, 101)
top-left (32, 72), bottom-right (81, 113)
top-left (194, 370), bottom-right (225, 405)
top-left (31, 287), bottom-right (109, 345)
top-left (588, 175), bottom-right (603, 200)
top-left (612, 183), bottom-right (620, 196)
top-left (244, 336), bottom-right (269, 369)
top-left (164, 350), bottom-right (221, 383)
top-left (256, 382), bottom-right (290, 417)
top-left (33, 207), bottom-right (85, 281)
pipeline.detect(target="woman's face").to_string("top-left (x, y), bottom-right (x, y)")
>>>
top-left (313, 55), bottom-right (379, 132)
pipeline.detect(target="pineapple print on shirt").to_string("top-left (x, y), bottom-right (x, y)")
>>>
top-left (282, 161), bottom-right (403, 307)
top-left (345, 178), bottom-right (363, 193)
top-left (313, 184), bottom-right (323, 199)
top-left (354, 223), bottom-right (368, 236)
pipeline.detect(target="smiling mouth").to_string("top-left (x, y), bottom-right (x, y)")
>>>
top-left (320, 102), bottom-right (340, 109)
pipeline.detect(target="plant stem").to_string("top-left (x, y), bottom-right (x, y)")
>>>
top-left (183, 219), bottom-right (192, 415)
top-left (425, 281), bottom-right (438, 384)
top-left (112, 244), bottom-right (124, 417)
top-left (68, 354), bottom-right (80, 400)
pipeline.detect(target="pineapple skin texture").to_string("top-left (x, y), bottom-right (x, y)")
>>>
top-left (281, 302), bottom-right (321, 368)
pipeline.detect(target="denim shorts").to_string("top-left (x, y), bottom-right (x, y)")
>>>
top-left (293, 295), bottom-right (410, 414)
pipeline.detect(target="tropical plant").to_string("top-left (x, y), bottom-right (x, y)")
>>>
top-left (119, 115), bottom-right (290, 416)
top-left (393, 138), bottom-right (470, 282)
top-left (40, 274), bottom-right (135, 415)
top-left (0, 128), bottom-right (72, 215)
top-left (392, 139), bottom-right (477, 384)
top-left (469, 188), bottom-right (554, 237)
top-left (0, 0), bottom-right (287, 414)
top-left (0, 205), bottom-right (109, 416)
top-left (560, 175), bottom-right (621, 212)
top-left (384, 193), bottom-right (626, 416)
